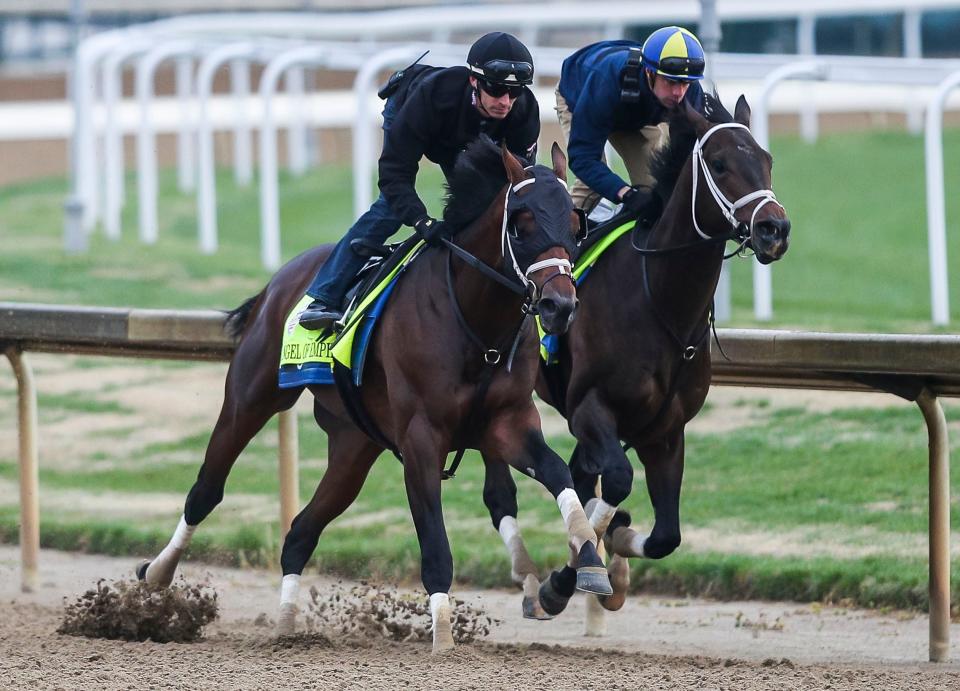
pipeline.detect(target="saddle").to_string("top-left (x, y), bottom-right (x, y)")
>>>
top-left (339, 235), bottom-right (421, 320)
top-left (278, 235), bottom-right (425, 391)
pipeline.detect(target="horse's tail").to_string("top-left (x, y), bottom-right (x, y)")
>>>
top-left (224, 292), bottom-right (262, 341)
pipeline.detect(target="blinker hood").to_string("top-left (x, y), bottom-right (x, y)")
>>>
top-left (504, 166), bottom-right (579, 268)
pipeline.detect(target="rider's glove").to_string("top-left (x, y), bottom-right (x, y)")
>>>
top-left (413, 215), bottom-right (450, 246)
top-left (620, 186), bottom-right (662, 225)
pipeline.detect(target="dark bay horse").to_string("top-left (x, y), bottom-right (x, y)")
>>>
top-left (486, 95), bottom-right (792, 615)
top-left (137, 138), bottom-right (613, 652)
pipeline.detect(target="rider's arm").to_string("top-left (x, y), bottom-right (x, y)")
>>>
top-left (505, 90), bottom-right (540, 165)
top-left (378, 88), bottom-right (434, 227)
top-left (566, 69), bottom-right (631, 204)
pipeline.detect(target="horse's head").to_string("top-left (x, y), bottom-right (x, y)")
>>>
top-left (500, 143), bottom-right (581, 335)
top-left (683, 96), bottom-right (791, 265)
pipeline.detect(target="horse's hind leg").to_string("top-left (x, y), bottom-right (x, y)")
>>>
top-left (481, 456), bottom-right (551, 620)
top-left (276, 425), bottom-right (380, 636)
top-left (139, 347), bottom-right (299, 587)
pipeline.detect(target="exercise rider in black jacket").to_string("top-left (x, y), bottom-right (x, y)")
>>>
top-left (299, 32), bottom-right (541, 330)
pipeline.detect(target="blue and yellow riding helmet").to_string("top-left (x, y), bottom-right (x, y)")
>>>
top-left (641, 26), bottom-right (705, 82)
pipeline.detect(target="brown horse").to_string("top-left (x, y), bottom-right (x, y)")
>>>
top-left (137, 138), bottom-right (613, 652)
top-left (483, 95), bottom-right (791, 615)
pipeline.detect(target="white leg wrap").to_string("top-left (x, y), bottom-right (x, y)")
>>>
top-left (277, 574), bottom-right (301, 637)
top-left (429, 592), bottom-right (454, 653)
top-left (556, 488), bottom-right (595, 560)
top-left (611, 526), bottom-right (649, 558)
top-left (556, 488), bottom-right (579, 523)
top-left (145, 515), bottom-right (195, 587)
top-left (498, 516), bottom-right (538, 585)
top-left (584, 497), bottom-right (617, 537)
top-left (632, 533), bottom-right (648, 558)
top-left (497, 516), bottom-right (520, 546)
top-left (280, 573), bottom-right (301, 605)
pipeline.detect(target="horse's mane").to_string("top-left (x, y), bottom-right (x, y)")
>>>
top-left (442, 135), bottom-right (511, 230)
top-left (650, 90), bottom-right (732, 208)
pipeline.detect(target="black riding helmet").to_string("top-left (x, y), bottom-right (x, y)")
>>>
top-left (467, 32), bottom-right (534, 86)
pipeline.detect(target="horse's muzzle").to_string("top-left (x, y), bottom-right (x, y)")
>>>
top-left (752, 217), bottom-right (791, 264)
top-left (538, 295), bottom-right (579, 335)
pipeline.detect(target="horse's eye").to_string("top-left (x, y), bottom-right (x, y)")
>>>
top-left (710, 158), bottom-right (726, 175)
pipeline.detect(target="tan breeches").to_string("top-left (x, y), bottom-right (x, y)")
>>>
top-left (554, 86), bottom-right (667, 213)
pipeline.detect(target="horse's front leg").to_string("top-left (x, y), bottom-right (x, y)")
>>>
top-left (480, 455), bottom-right (551, 620)
top-left (539, 391), bottom-right (636, 612)
top-left (399, 414), bottom-right (456, 653)
top-left (482, 407), bottom-right (612, 613)
top-left (610, 431), bottom-right (685, 560)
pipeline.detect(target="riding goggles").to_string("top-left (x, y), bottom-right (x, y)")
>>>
top-left (656, 55), bottom-right (705, 79)
top-left (470, 59), bottom-right (534, 85)
top-left (478, 79), bottom-right (525, 99)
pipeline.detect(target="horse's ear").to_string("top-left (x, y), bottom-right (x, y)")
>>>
top-left (734, 95), bottom-right (751, 128)
top-left (501, 144), bottom-right (527, 185)
top-left (683, 100), bottom-right (711, 137)
top-left (550, 142), bottom-right (567, 182)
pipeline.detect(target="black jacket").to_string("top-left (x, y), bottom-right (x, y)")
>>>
top-left (378, 65), bottom-right (540, 226)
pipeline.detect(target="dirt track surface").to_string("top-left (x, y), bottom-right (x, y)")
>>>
top-left (1, 547), bottom-right (957, 690)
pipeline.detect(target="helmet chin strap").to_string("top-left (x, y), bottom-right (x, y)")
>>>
top-left (691, 122), bottom-right (783, 241)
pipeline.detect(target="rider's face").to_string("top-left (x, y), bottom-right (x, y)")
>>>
top-left (649, 72), bottom-right (690, 109)
top-left (470, 77), bottom-right (517, 120)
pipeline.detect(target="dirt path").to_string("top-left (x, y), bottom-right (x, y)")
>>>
top-left (1, 546), bottom-right (957, 690)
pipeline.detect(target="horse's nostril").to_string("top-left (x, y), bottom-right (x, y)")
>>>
top-left (759, 218), bottom-right (790, 240)
top-left (538, 298), bottom-right (558, 318)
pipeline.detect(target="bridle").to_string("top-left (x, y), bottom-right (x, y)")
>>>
top-left (629, 120), bottom-right (784, 259)
top-left (691, 121), bottom-right (783, 250)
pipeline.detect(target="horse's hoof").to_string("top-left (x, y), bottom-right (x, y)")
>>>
top-left (522, 595), bottom-right (553, 620)
top-left (575, 566), bottom-right (613, 595)
top-left (135, 559), bottom-right (150, 581)
top-left (520, 573), bottom-right (552, 619)
top-left (431, 604), bottom-right (455, 653)
top-left (538, 568), bottom-right (575, 616)
top-left (597, 554), bottom-right (630, 611)
top-left (276, 602), bottom-right (297, 637)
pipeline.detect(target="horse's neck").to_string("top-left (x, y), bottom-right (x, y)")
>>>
top-left (638, 158), bottom-right (724, 328)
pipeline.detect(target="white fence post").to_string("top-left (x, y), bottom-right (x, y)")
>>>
top-left (135, 39), bottom-right (197, 245)
top-left (230, 57), bottom-right (254, 186)
top-left (923, 70), bottom-right (960, 326)
top-left (285, 66), bottom-right (309, 176)
top-left (176, 55), bottom-right (197, 193)
top-left (904, 9), bottom-right (924, 135)
top-left (796, 15), bottom-right (819, 144)
top-left (752, 60), bottom-right (827, 321)
top-left (259, 45), bottom-right (329, 270)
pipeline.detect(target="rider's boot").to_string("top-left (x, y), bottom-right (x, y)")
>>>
top-left (299, 299), bottom-right (343, 331)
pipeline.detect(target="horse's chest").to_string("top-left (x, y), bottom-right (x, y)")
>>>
top-left (612, 359), bottom-right (710, 433)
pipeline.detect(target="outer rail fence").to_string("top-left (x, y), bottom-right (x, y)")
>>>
top-left (0, 302), bottom-right (955, 662)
